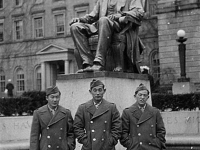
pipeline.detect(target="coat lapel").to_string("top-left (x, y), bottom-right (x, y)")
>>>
top-left (129, 103), bottom-right (142, 120)
top-left (38, 105), bottom-right (52, 126)
top-left (48, 106), bottom-right (67, 126)
top-left (91, 99), bottom-right (109, 120)
top-left (86, 100), bottom-right (96, 116)
top-left (137, 104), bottom-right (153, 124)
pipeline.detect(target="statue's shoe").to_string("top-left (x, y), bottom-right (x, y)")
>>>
top-left (76, 66), bottom-right (92, 73)
top-left (90, 64), bottom-right (104, 72)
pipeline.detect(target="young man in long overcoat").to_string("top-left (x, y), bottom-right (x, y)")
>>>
top-left (30, 86), bottom-right (75, 150)
top-left (73, 79), bottom-right (121, 150)
top-left (120, 84), bottom-right (166, 150)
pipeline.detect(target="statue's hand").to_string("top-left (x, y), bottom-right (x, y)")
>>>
top-left (69, 18), bottom-right (80, 26)
top-left (119, 16), bottom-right (128, 24)
top-left (107, 14), bottom-right (121, 21)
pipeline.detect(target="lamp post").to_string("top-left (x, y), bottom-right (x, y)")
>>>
top-left (176, 29), bottom-right (189, 82)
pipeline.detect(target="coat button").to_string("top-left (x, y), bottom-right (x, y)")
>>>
top-left (137, 125), bottom-right (139, 127)
top-left (102, 138), bottom-right (104, 141)
top-left (138, 133), bottom-right (141, 136)
top-left (103, 130), bottom-right (106, 132)
top-left (93, 138), bottom-right (96, 141)
top-left (57, 146), bottom-right (59, 148)
top-left (47, 127), bottom-right (49, 130)
top-left (149, 143), bottom-right (152, 145)
top-left (139, 142), bottom-right (142, 145)
top-left (47, 136), bottom-right (50, 138)
top-left (59, 137), bottom-right (62, 139)
top-left (104, 121), bottom-right (107, 123)
top-left (90, 121), bottom-right (93, 124)
top-left (48, 145), bottom-right (51, 148)
top-left (150, 134), bottom-right (152, 136)
top-left (60, 128), bottom-right (63, 130)
top-left (92, 130), bottom-right (95, 132)
top-left (151, 125), bottom-right (154, 127)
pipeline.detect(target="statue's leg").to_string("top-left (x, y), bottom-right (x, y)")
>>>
top-left (70, 22), bottom-right (94, 69)
top-left (93, 17), bottom-right (115, 68)
top-left (112, 33), bottom-right (126, 72)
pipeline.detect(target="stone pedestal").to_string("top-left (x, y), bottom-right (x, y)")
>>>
top-left (172, 81), bottom-right (196, 95)
top-left (57, 72), bottom-right (151, 116)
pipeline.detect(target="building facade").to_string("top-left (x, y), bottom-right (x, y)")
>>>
top-left (0, 0), bottom-right (199, 97)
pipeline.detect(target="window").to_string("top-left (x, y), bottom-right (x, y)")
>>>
top-left (35, 0), bottom-right (43, 4)
top-left (55, 14), bottom-right (64, 36)
top-left (0, 22), bottom-right (3, 42)
top-left (74, 5), bottom-right (89, 18)
top-left (150, 50), bottom-right (160, 81)
top-left (0, 71), bottom-right (5, 92)
top-left (0, 0), bottom-right (3, 9)
top-left (14, 20), bottom-right (23, 40)
top-left (35, 66), bottom-right (41, 91)
top-left (34, 17), bottom-right (44, 38)
top-left (146, 0), bottom-right (157, 17)
top-left (15, 0), bottom-right (23, 6)
top-left (16, 68), bottom-right (25, 92)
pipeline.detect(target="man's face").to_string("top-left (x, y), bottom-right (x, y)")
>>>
top-left (89, 85), bottom-right (106, 102)
top-left (134, 90), bottom-right (149, 106)
top-left (46, 92), bottom-right (60, 109)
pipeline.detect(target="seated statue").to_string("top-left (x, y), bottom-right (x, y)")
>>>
top-left (70, 0), bottom-right (146, 73)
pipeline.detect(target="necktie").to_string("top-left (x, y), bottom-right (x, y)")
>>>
top-left (51, 109), bottom-right (55, 115)
top-left (140, 107), bottom-right (145, 112)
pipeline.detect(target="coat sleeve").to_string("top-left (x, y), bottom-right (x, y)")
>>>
top-left (110, 104), bottom-right (122, 146)
top-left (66, 110), bottom-right (76, 150)
top-left (80, 0), bottom-right (100, 24)
top-left (156, 110), bottom-right (166, 150)
top-left (73, 105), bottom-right (88, 144)
top-left (30, 110), bottom-right (40, 150)
top-left (120, 109), bottom-right (131, 148)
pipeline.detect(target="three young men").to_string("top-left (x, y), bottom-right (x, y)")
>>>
top-left (30, 81), bottom-right (166, 150)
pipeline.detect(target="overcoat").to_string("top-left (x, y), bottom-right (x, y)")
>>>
top-left (120, 103), bottom-right (166, 150)
top-left (73, 99), bottom-right (121, 150)
top-left (30, 105), bottom-right (75, 150)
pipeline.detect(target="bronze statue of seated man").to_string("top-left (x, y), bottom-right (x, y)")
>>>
top-left (70, 0), bottom-right (146, 73)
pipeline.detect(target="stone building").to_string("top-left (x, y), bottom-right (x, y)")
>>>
top-left (0, 0), bottom-right (199, 97)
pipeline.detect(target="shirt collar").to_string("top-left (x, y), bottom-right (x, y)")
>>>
top-left (93, 100), bottom-right (102, 108)
top-left (138, 104), bottom-right (146, 109)
top-left (47, 104), bottom-right (58, 112)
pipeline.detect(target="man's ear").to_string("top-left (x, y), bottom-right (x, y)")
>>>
top-left (46, 96), bottom-right (48, 101)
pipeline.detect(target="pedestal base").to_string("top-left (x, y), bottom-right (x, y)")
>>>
top-left (57, 71), bottom-right (151, 116)
top-left (172, 81), bottom-right (196, 94)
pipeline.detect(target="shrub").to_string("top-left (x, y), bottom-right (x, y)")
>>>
top-left (152, 93), bottom-right (200, 111)
top-left (0, 91), bottom-right (47, 116)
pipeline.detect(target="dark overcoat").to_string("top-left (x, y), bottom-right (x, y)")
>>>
top-left (30, 105), bottom-right (75, 150)
top-left (120, 103), bottom-right (166, 150)
top-left (73, 99), bottom-right (121, 150)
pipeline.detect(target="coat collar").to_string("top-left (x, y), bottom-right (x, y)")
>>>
top-left (86, 99), bottom-right (110, 120)
top-left (38, 105), bottom-right (67, 126)
top-left (130, 103), bottom-right (153, 124)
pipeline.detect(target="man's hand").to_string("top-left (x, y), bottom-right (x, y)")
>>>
top-left (69, 18), bottom-right (80, 26)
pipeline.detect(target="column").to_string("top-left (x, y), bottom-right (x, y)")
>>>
top-left (65, 60), bottom-right (70, 74)
top-left (41, 62), bottom-right (46, 91)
